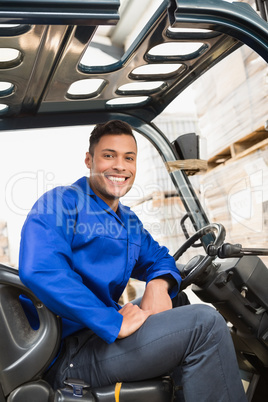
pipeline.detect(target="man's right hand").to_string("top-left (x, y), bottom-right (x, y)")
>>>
top-left (117, 303), bottom-right (152, 339)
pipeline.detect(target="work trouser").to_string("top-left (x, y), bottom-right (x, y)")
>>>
top-left (45, 293), bottom-right (247, 402)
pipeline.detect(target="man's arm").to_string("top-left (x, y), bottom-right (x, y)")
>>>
top-left (117, 279), bottom-right (172, 339)
top-left (131, 220), bottom-right (182, 314)
top-left (132, 221), bottom-right (181, 287)
top-left (140, 277), bottom-right (176, 314)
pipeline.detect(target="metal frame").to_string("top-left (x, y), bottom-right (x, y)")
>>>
top-left (1, 0), bottom-right (267, 129)
top-left (0, 1), bottom-right (120, 25)
top-left (255, 0), bottom-right (268, 21)
top-left (169, 0), bottom-right (268, 62)
top-left (0, 0), bottom-right (267, 238)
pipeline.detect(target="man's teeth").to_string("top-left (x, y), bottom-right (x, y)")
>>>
top-left (107, 176), bottom-right (126, 183)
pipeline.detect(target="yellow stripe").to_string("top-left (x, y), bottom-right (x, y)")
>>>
top-left (115, 382), bottom-right (122, 402)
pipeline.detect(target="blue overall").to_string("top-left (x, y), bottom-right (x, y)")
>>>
top-left (19, 176), bottom-right (181, 343)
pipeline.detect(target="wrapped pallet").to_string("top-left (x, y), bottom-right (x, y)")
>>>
top-left (193, 45), bottom-right (268, 159)
top-left (0, 222), bottom-right (10, 264)
top-left (200, 145), bottom-right (268, 263)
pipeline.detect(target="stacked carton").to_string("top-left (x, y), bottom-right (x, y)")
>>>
top-left (193, 38), bottom-right (268, 262)
top-left (0, 222), bottom-right (10, 264)
top-left (193, 45), bottom-right (268, 159)
top-left (200, 146), bottom-right (268, 266)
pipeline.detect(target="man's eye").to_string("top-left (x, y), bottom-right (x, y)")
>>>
top-left (104, 154), bottom-right (113, 158)
top-left (126, 157), bottom-right (134, 161)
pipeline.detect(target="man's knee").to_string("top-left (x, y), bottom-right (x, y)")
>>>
top-left (194, 304), bottom-right (228, 340)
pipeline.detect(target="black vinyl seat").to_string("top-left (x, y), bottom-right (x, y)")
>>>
top-left (0, 264), bottom-right (174, 402)
top-left (0, 265), bottom-right (61, 398)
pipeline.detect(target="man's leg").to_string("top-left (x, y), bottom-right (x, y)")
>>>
top-left (49, 304), bottom-right (247, 402)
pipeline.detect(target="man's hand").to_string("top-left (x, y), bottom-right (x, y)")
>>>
top-left (117, 303), bottom-right (152, 339)
top-left (140, 278), bottom-right (173, 315)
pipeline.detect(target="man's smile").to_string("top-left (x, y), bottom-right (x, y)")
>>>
top-left (105, 175), bottom-right (130, 184)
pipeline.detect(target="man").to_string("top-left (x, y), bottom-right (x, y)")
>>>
top-left (19, 120), bottom-right (247, 401)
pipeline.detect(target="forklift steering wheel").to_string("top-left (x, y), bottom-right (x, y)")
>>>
top-left (174, 223), bottom-right (226, 290)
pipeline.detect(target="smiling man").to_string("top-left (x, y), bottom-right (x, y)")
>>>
top-left (19, 120), bottom-right (247, 401)
top-left (85, 122), bottom-right (137, 210)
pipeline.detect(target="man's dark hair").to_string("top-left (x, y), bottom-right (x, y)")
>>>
top-left (89, 120), bottom-right (136, 156)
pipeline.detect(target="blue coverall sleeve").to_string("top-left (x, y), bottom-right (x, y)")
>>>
top-left (19, 189), bottom-right (123, 344)
top-left (131, 222), bottom-right (182, 298)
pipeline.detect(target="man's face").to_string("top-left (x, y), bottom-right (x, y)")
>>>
top-left (85, 134), bottom-right (137, 209)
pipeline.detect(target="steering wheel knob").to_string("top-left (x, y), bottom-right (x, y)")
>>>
top-left (174, 223), bottom-right (226, 290)
top-left (182, 255), bottom-right (205, 277)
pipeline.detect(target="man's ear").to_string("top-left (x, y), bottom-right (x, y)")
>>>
top-left (85, 152), bottom-right (92, 169)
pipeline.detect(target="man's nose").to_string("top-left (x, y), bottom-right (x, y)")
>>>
top-left (112, 157), bottom-right (126, 170)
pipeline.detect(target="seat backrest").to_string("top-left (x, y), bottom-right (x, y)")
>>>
top-left (0, 264), bottom-right (61, 396)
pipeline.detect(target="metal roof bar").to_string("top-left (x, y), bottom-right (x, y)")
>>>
top-left (255, 0), bottom-right (268, 21)
top-left (169, 0), bottom-right (268, 62)
top-left (0, 0), bottom-right (120, 25)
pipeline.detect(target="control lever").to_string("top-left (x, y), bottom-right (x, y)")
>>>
top-left (207, 242), bottom-right (268, 258)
